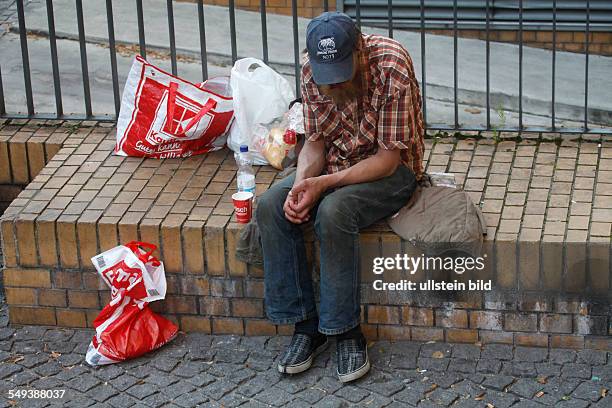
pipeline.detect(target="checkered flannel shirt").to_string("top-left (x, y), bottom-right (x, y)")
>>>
top-left (301, 34), bottom-right (425, 179)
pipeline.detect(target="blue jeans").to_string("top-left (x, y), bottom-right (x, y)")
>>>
top-left (256, 165), bottom-right (417, 335)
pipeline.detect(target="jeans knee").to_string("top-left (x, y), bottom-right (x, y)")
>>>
top-left (256, 191), bottom-right (275, 223)
top-left (256, 188), bottom-right (286, 228)
top-left (314, 199), bottom-right (355, 238)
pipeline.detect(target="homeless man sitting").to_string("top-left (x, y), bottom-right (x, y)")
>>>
top-left (256, 11), bottom-right (425, 383)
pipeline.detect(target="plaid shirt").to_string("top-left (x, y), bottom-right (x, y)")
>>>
top-left (301, 34), bottom-right (425, 179)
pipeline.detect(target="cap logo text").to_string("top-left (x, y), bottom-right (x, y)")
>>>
top-left (317, 37), bottom-right (337, 60)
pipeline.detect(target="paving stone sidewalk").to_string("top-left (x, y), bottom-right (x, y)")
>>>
top-left (0, 302), bottom-right (610, 408)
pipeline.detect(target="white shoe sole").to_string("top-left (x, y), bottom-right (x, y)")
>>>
top-left (337, 348), bottom-right (371, 383)
top-left (278, 338), bottom-right (329, 375)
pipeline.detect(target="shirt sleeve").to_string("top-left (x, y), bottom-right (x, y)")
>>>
top-left (300, 63), bottom-right (325, 143)
top-left (377, 85), bottom-right (418, 151)
top-left (303, 101), bottom-right (323, 142)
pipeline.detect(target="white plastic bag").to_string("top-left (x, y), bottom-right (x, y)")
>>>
top-left (251, 102), bottom-right (304, 170)
top-left (91, 241), bottom-right (167, 303)
top-left (229, 57), bottom-right (295, 165)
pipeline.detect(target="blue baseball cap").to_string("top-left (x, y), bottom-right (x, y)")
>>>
top-left (306, 12), bottom-right (359, 85)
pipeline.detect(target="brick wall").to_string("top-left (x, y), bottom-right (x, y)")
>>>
top-left (2, 213), bottom-right (611, 349)
top-left (0, 119), bottom-right (65, 186)
top-left (0, 186), bottom-right (22, 214)
top-left (0, 119), bottom-right (66, 221)
top-left (424, 29), bottom-right (612, 57)
top-left (1, 120), bottom-right (610, 350)
top-left (2, 249), bottom-right (610, 349)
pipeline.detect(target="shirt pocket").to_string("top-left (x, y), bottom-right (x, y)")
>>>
top-left (331, 129), bottom-right (355, 158)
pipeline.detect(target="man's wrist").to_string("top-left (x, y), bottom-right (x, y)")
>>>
top-left (319, 173), bottom-right (336, 190)
top-left (294, 170), bottom-right (306, 187)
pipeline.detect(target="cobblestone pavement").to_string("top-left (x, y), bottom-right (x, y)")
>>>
top-left (0, 308), bottom-right (610, 408)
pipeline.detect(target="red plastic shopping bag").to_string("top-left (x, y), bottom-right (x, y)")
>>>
top-left (87, 298), bottom-right (177, 365)
top-left (115, 55), bottom-right (234, 158)
top-left (85, 242), bottom-right (178, 366)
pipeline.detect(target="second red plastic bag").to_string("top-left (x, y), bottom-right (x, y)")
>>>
top-left (85, 241), bottom-right (178, 366)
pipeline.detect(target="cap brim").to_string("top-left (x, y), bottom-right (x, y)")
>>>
top-left (310, 52), bottom-right (354, 85)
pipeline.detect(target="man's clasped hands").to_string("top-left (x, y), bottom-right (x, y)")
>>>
top-left (283, 176), bottom-right (329, 224)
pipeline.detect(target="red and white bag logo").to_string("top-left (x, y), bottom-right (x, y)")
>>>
top-left (115, 56), bottom-right (234, 158)
top-left (101, 260), bottom-right (148, 301)
top-left (150, 89), bottom-right (213, 142)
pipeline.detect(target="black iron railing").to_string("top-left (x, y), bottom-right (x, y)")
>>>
top-left (0, 0), bottom-right (609, 135)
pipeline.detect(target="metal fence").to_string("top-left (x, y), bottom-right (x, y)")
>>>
top-left (0, 0), bottom-right (609, 134)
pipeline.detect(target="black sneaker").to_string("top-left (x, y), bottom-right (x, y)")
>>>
top-left (277, 332), bottom-right (329, 374)
top-left (336, 334), bottom-right (370, 382)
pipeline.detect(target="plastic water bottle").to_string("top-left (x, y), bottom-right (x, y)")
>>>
top-left (235, 145), bottom-right (256, 198)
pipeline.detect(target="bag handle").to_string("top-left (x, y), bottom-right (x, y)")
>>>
top-left (125, 241), bottom-right (161, 266)
top-left (167, 82), bottom-right (217, 136)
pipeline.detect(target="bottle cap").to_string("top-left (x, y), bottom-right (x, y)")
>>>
top-left (283, 130), bottom-right (296, 145)
top-left (239, 145), bottom-right (249, 153)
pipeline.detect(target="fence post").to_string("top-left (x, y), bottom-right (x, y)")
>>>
top-left (75, 0), bottom-right (92, 117)
top-left (16, 0), bottom-right (34, 116)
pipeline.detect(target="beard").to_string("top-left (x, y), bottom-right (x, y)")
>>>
top-left (318, 69), bottom-right (365, 106)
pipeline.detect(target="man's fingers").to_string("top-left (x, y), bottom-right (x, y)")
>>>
top-left (293, 198), bottom-right (311, 214)
top-left (295, 207), bottom-right (311, 220)
top-left (288, 190), bottom-right (299, 206)
top-left (287, 196), bottom-right (299, 211)
top-left (286, 213), bottom-right (310, 224)
top-left (283, 199), bottom-right (298, 218)
top-left (284, 186), bottom-right (312, 223)
top-left (284, 206), bottom-right (297, 218)
top-left (284, 201), bottom-right (309, 224)
top-left (290, 180), bottom-right (308, 196)
top-left (284, 212), bottom-right (305, 224)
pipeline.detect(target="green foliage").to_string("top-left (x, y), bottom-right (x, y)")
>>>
top-left (491, 105), bottom-right (506, 143)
